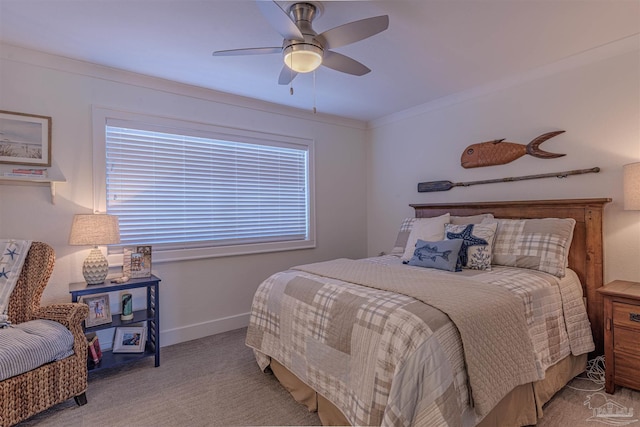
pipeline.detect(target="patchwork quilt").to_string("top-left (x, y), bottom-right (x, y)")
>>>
top-left (245, 255), bottom-right (594, 426)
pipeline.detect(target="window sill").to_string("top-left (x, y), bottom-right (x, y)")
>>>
top-left (107, 239), bottom-right (316, 265)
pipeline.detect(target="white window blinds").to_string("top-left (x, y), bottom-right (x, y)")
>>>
top-left (105, 122), bottom-right (312, 252)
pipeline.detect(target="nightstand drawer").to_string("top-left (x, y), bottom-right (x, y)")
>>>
top-left (614, 352), bottom-right (640, 391)
top-left (613, 302), bottom-right (640, 331)
top-left (599, 280), bottom-right (640, 394)
top-left (614, 327), bottom-right (640, 354)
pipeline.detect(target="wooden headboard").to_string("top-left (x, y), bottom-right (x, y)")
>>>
top-left (409, 198), bottom-right (611, 354)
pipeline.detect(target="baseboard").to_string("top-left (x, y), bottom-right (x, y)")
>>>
top-left (160, 312), bottom-right (250, 347)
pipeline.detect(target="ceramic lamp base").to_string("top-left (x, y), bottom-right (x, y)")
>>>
top-left (83, 247), bottom-right (109, 285)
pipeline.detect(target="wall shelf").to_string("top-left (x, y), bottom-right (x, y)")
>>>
top-left (0, 163), bottom-right (66, 204)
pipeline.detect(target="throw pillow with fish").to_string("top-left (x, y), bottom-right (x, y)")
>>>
top-left (461, 130), bottom-right (565, 168)
top-left (404, 238), bottom-right (464, 272)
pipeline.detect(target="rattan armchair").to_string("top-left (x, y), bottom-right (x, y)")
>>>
top-left (0, 242), bottom-right (89, 427)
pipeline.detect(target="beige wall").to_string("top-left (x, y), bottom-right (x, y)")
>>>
top-left (366, 43), bottom-right (640, 284)
top-left (2, 39), bottom-right (639, 348)
top-left (0, 45), bottom-right (368, 346)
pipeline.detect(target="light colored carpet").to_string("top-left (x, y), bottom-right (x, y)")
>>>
top-left (17, 328), bottom-right (640, 426)
top-left (18, 328), bottom-right (321, 427)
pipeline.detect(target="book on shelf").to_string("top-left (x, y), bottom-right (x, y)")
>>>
top-left (12, 168), bottom-right (47, 175)
top-left (3, 168), bottom-right (48, 178)
top-left (86, 332), bottom-right (103, 364)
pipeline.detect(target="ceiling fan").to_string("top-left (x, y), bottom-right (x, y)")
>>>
top-left (212, 1), bottom-right (389, 85)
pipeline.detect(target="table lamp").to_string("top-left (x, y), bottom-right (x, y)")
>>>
top-left (69, 214), bottom-right (121, 284)
top-left (624, 162), bottom-right (640, 211)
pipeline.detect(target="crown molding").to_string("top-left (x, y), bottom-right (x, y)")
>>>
top-left (0, 43), bottom-right (367, 131)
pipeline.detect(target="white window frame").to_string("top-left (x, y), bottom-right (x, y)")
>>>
top-left (92, 106), bottom-right (315, 264)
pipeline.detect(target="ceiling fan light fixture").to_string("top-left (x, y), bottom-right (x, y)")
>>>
top-left (283, 43), bottom-right (323, 73)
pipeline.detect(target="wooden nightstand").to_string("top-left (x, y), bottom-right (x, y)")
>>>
top-left (597, 280), bottom-right (640, 393)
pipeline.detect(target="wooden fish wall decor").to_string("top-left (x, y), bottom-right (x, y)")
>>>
top-left (461, 130), bottom-right (566, 168)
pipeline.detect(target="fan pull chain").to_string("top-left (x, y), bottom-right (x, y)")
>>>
top-left (289, 54), bottom-right (294, 95)
top-left (313, 71), bottom-right (317, 114)
top-left (289, 71), bottom-right (293, 95)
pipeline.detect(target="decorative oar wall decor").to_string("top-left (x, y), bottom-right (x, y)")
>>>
top-left (417, 167), bottom-right (600, 193)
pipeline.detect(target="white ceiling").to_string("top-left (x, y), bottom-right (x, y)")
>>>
top-left (1, 0), bottom-right (639, 122)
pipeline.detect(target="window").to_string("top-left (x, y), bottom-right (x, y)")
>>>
top-left (93, 108), bottom-right (315, 262)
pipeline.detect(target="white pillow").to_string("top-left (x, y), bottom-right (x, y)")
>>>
top-left (401, 213), bottom-right (451, 261)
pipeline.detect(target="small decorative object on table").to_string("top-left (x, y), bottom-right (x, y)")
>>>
top-left (121, 293), bottom-right (133, 321)
top-left (112, 326), bottom-right (147, 353)
top-left (124, 246), bottom-right (152, 278)
top-left (85, 332), bottom-right (102, 365)
top-left (81, 294), bottom-right (112, 327)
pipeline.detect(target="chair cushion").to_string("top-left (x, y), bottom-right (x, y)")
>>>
top-left (0, 319), bottom-right (75, 381)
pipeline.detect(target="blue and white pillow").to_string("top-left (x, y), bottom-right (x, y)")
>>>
top-left (445, 222), bottom-right (497, 270)
top-left (404, 239), bottom-right (464, 272)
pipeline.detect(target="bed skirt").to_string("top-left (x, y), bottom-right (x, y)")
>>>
top-left (269, 353), bottom-right (587, 426)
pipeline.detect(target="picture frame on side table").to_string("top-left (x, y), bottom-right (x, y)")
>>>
top-left (81, 294), bottom-right (112, 328)
top-left (0, 110), bottom-right (52, 166)
top-left (123, 247), bottom-right (132, 278)
top-left (129, 245), bottom-right (152, 278)
top-left (112, 326), bottom-right (147, 353)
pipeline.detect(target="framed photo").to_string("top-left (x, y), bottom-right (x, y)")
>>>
top-left (82, 294), bottom-right (112, 328)
top-left (0, 110), bottom-right (51, 166)
top-left (112, 326), bottom-right (146, 353)
top-left (123, 247), bottom-right (133, 277)
top-left (127, 245), bottom-right (152, 278)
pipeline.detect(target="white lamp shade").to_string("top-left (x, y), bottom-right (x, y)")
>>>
top-left (623, 162), bottom-right (640, 211)
top-left (69, 214), bottom-right (121, 245)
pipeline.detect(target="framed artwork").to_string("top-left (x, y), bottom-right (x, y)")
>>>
top-left (82, 294), bottom-right (112, 328)
top-left (124, 245), bottom-right (152, 279)
top-left (112, 326), bottom-right (146, 353)
top-left (123, 247), bottom-right (133, 277)
top-left (0, 110), bottom-right (51, 166)
top-left (134, 245), bottom-right (152, 278)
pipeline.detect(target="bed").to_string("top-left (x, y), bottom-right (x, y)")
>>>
top-left (246, 198), bottom-right (611, 426)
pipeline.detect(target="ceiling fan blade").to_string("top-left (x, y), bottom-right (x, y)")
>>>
top-left (256, 0), bottom-right (304, 41)
top-left (212, 47), bottom-right (282, 56)
top-left (322, 51), bottom-right (371, 76)
top-left (317, 15), bottom-right (389, 50)
top-left (278, 65), bottom-right (298, 85)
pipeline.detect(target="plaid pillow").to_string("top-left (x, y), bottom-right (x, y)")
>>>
top-left (390, 217), bottom-right (418, 256)
top-left (491, 218), bottom-right (576, 277)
